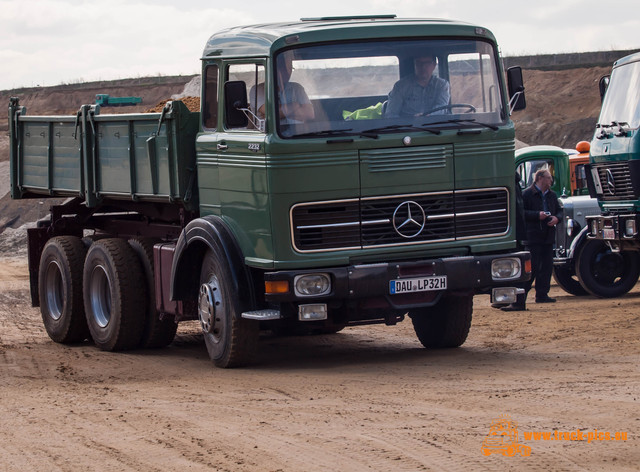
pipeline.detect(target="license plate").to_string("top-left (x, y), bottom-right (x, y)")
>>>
top-left (603, 228), bottom-right (616, 239)
top-left (389, 276), bottom-right (447, 294)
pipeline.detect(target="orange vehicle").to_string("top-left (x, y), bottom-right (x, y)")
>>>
top-left (481, 417), bottom-right (532, 457)
top-left (569, 141), bottom-right (591, 196)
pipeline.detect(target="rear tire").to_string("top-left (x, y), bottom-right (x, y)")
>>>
top-left (83, 239), bottom-right (146, 351)
top-left (129, 238), bottom-right (177, 348)
top-left (198, 248), bottom-right (258, 368)
top-left (552, 265), bottom-right (588, 296)
top-left (409, 294), bottom-right (472, 348)
top-left (576, 240), bottom-right (640, 298)
top-left (38, 236), bottom-right (89, 343)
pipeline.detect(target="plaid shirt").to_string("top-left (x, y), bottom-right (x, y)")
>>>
top-left (385, 74), bottom-right (450, 117)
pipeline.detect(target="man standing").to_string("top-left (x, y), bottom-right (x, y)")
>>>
top-left (384, 54), bottom-right (450, 118)
top-left (521, 168), bottom-right (562, 305)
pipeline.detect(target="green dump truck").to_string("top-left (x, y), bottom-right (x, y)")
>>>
top-left (9, 16), bottom-right (530, 368)
top-left (584, 51), bottom-right (640, 295)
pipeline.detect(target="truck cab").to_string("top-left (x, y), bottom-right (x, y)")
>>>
top-left (569, 141), bottom-right (591, 196)
top-left (180, 18), bottom-right (531, 362)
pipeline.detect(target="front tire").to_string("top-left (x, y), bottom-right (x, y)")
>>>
top-left (198, 248), bottom-right (259, 368)
top-left (83, 239), bottom-right (146, 351)
top-left (38, 236), bottom-right (89, 343)
top-left (552, 265), bottom-right (588, 296)
top-left (409, 294), bottom-right (472, 348)
top-left (576, 240), bottom-right (640, 298)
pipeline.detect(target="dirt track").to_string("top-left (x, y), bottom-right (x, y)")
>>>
top-left (0, 255), bottom-right (638, 471)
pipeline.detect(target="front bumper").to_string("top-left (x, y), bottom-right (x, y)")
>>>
top-left (264, 251), bottom-right (530, 311)
top-left (586, 214), bottom-right (640, 250)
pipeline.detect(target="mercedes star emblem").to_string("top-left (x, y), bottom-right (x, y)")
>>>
top-left (605, 169), bottom-right (616, 196)
top-left (392, 201), bottom-right (426, 238)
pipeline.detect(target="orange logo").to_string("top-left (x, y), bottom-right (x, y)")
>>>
top-left (482, 416), bottom-right (532, 457)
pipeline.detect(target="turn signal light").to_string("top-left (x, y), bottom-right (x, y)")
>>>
top-left (265, 280), bottom-right (289, 294)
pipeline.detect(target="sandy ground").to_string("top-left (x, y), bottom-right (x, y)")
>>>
top-left (0, 255), bottom-right (638, 471)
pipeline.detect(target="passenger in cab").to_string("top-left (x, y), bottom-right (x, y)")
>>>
top-left (250, 50), bottom-right (315, 125)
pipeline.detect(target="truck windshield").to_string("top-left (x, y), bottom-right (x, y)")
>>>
top-left (274, 38), bottom-right (505, 138)
top-left (599, 59), bottom-right (640, 128)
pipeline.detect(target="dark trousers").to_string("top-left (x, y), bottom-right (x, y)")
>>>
top-left (524, 243), bottom-right (554, 300)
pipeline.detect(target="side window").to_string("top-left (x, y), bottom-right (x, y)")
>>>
top-left (516, 163), bottom-right (527, 189)
top-left (520, 159), bottom-right (554, 188)
top-left (203, 64), bottom-right (218, 130)
top-left (226, 63), bottom-right (265, 131)
top-left (448, 46), bottom-right (502, 115)
top-left (574, 164), bottom-right (589, 195)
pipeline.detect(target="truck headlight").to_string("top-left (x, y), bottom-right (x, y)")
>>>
top-left (294, 273), bottom-right (331, 296)
top-left (491, 258), bottom-right (522, 280)
top-left (591, 219), bottom-right (598, 236)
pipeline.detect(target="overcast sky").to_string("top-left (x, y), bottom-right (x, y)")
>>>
top-left (1, 0), bottom-right (638, 90)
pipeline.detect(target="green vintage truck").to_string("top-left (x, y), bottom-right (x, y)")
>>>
top-left (9, 16), bottom-right (530, 367)
top-left (584, 51), bottom-right (640, 294)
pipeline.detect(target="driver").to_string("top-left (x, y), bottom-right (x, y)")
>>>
top-left (384, 54), bottom-right (450, 118)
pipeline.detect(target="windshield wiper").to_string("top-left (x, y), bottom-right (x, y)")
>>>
top-left (360, 123), bottom-right (441, 139)
top-left (294, 128), bottom-right (353, 138)
top-left (424, 118), bottom-right (499, 131)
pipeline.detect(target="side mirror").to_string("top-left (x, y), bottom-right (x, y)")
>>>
top-left (507, 66), bottom-right (526, 112)
top-left (598, 75), bottom-right (610, 103)
top-left (224, 81), bottom-right (249, 128)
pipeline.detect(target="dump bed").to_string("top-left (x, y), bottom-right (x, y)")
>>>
top-left (8, 98), bottom-right (199, 210)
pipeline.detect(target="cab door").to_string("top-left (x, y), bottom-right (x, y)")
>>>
top-left (215, 61), bottom-right (271, 260)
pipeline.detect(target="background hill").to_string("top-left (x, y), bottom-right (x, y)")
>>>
top-left (1, 49), bottom-right (638, 237)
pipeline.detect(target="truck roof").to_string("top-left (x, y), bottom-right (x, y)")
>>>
top-left (202, 16), bottom-right (495, 59)
top-left (613, 50), bottom-right (640, 69)
top-left (515, 145), bottom-right (569, 159)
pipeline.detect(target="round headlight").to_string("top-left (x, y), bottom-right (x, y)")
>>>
top-left (294, 273), bottom-right (331, 297)
top-left (491, 258), bottom-right (521, 280)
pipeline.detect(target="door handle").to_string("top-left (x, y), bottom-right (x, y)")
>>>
top-left (217, 143), bottom-right (228, 151)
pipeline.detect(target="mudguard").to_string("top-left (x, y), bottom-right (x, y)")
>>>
top-left (567, 226), bottom-right (591, 260)
top-left (170, 216), bottom-right (255, 312)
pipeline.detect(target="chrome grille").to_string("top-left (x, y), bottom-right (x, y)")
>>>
top-left (594, 162), bottom-right (637, 200)
top-left (291, 188), bottom-right (509, 252)
top-left (361, 193), bottom-right (455, 247)
top-left (455, 190), bottom-right (509, 238)
top-left (291, 199), bottom-right (360, 250)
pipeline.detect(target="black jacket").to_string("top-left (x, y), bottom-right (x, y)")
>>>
top-left (522, 184), bottom-right (562, 245)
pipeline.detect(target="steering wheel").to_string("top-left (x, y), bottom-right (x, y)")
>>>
top-left (423, 103), bottom-right (476, 115)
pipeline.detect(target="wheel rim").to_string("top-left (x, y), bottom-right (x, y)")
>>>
top-left (198, 277), bottom-right (222, 342)
top-left (592, 250), bottom-right (624, 284)
top-left (44, 260), bottom-right (64, 321)
top-left (89, 264), bottom-right (112, 328)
